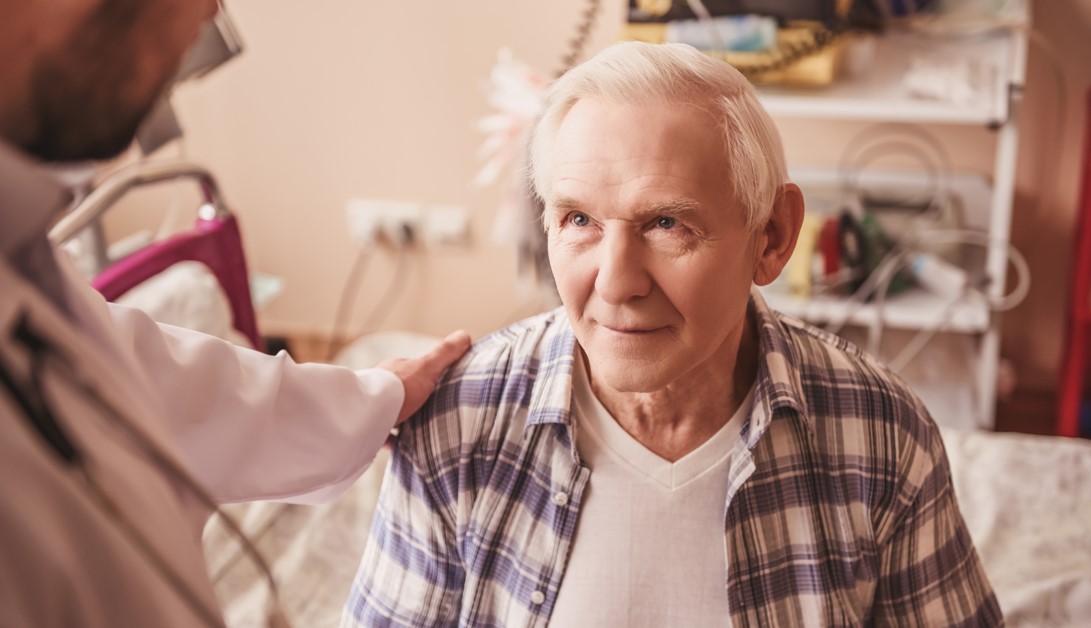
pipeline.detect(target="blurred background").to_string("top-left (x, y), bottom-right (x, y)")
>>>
top-left (82, 0), bottom-right (1091, 435)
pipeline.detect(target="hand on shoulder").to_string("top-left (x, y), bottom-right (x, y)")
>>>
top-left (377, 330), bottom-right (472, 424)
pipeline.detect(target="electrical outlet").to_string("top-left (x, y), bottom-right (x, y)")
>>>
top-left (345, 199), bottom-right (382, 248)
top-left (379, 205), bottom-right (422, 247)
top-left (346, 198), bottom-right (469, 249)
top-left (421, 204), bottom-right (471, 246)
top-left (345, 198), bottom-right (422, 248)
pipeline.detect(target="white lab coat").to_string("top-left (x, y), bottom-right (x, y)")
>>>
top-left (0, 251), bottom-right (403, 627)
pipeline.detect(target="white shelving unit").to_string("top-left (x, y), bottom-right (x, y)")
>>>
top-left (759, 29), bottom-right (1017, 125)
top-left (755, 12), bottom-right (1029, 430)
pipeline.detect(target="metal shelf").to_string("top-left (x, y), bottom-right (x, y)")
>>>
top-left (788, 165), bottom-right (995, 230)
top-left (748, 6), bottom-right (1029, 430)
top-left (770, 166), bottom-right (994, 332)
top-left (757, 28), bottom-right (1022, 126)
top-left (761, 286), bottom-right (990, 334)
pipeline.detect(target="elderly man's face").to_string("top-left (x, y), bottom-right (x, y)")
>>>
top-left (545, 98), bottom-right (763, 393)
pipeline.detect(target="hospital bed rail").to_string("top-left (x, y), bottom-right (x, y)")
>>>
top-left (49, 160), bottom-right (230, 245)
top-left (48, 160), bottom-right (263, 350)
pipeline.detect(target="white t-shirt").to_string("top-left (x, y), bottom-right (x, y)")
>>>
top-left (549, 353), bottom-right (753, 627)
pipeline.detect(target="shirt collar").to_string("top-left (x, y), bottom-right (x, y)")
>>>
top-left (524, 290), bottom-right (815, 445)
top-left (524, 308), bottom-right (579, 431)
top-left (746, 287), bottom-right (814, 444)
top-left (0, 141), bottom-right (74, 261)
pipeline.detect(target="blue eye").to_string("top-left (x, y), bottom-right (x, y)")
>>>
top-left (572, 213), bottom-right (590, 227)
top-left (656, 216), bottom-right (677, 229)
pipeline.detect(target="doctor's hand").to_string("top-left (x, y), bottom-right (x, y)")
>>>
top-left (377, 330), bottom-right (472, 425)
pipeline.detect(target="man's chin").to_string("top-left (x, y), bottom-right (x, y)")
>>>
top-left (24, 94), bottom-right (147, 162)
top-left (586, 359), bottom-right (671, 395)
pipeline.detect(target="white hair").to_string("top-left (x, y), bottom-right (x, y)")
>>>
top-left (529, 41), bottom-right (788, 230)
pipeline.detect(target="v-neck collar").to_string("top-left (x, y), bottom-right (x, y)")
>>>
top-left (571, 346), bottom-right (752, 490)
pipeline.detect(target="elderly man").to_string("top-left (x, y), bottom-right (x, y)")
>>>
top-left (344, 41), bottom-right (1001, 627)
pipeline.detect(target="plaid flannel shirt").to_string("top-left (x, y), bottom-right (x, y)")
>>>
top-left (343, 290), bottom-right (1002, 627)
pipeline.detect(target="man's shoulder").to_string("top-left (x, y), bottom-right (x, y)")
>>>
top-left (397, 308), bottom-right (574, 457)
top-left (769, 311), bottom-right (936, 445)
top-left (761, 312), bottom-right (947, 518)
top-left (443, 307), bottom-right (572, 391)
top-left (772, 311), bottom-right (916, 394)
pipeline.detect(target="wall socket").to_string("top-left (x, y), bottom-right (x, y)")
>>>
top-left (345, 198), bottom-right (470, 249)
top-left (345, 198), bottom-right (421, 248)
top-left (422, 204), bottom-right (472, 247)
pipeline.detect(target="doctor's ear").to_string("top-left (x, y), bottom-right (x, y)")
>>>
top-left (753, 183), bottom-right (805, 287)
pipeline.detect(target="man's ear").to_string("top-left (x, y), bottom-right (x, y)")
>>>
top-left (753, 183), bottom-right (805, 286)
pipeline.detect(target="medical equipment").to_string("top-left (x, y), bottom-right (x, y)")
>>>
top-left (0, 310), bottom-right (289, 628)
top-left (51, 160), bottom-right (264, 350)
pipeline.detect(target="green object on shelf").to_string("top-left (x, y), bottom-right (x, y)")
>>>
top-left (843, 211), bottom-right (912, 298)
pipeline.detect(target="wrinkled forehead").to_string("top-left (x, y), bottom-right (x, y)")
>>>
top-left (557, 98), bottom-right (725, 156)
top-left (546, 99), bottom-right (731, 199)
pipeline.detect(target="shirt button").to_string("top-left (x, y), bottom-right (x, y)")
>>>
top-left (531, 591), bottom-right (546, 605)
top-left (552, 491), bottom-right (569, 506)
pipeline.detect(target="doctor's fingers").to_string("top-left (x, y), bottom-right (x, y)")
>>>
top-left (418, 329), bottom-right (472, 380)
top-left (378, 329), bottom-right (471, 424)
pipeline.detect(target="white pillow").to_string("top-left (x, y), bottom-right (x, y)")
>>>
top-left (115, 260), bottom-right (251, 347)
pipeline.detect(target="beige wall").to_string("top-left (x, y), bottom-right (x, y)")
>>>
top-left (105, 1), bottom-right (1090, 393)
top-left (105, 0), bottom-right (626, 343)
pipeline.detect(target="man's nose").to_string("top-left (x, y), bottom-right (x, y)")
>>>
top-left (594, 230), bottom-right (653, 304)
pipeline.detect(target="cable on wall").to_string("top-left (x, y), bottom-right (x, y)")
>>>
top-left (326, 248), bottom-right (373, 362)
top-left (555, 0), bottom-right (602, 78)
top-left (352, 245), bottom-right (414, 338)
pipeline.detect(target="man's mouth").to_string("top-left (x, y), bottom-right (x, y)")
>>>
top-left (601, 324), bottom-right (662, 334)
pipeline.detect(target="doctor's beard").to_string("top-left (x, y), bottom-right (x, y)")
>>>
top-left (24, 0), bottom-right (181, 162)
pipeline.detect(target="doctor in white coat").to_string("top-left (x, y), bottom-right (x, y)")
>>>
top-left (0, 1), bottom-right (471, 626)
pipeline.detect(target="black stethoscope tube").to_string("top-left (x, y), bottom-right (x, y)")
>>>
top-left (0, 315), bottom-right (81, 464)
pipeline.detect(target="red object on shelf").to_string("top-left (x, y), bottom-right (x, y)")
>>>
top-left (1057, 89), bottom-right (1091, 438)
top-left (819, 216), bottom-right (842, 280)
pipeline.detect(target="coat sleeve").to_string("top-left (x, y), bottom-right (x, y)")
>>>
top-left (107, 302), bottom-right (404, 504)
